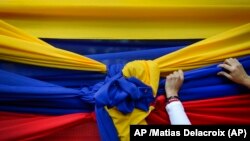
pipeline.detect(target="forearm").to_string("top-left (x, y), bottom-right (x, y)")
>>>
top-left (166, 101), bottom-right (191, 125)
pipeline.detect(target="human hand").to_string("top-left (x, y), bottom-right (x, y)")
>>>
top-left (218, 58), bottom-right (250, 88)
top-left (165, 70), bottom-right (184, 98)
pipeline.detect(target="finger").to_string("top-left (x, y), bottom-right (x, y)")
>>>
top-left (173, 71), bottom-right (179, 77)
top-left (178, 69), bottom-right (184, 80)
top-left (229, 58), bottom-right (235, 63)
top-left (167, 75), bottom-right (171, 79)
top-left (224, 58), bottom-right (233, 66)
top-left (217, 71), bottom-right (233, 80)
top-left (168, 74), bottom-right (174, 79)
top-left (224, 59), bottom-right (230, 65)
top-left (218, 64), bottom-right (233, 72)
top-left (233, 58), bottom-right (241, 65)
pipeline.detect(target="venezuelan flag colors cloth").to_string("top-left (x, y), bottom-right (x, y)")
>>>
top-left (1, 0), bottom-right (250, 39)
top-left (0, 1), bottom-right (250, 141)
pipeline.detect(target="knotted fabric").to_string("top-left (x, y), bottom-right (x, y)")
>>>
top-left (95, 61), bottom-right (160, 141)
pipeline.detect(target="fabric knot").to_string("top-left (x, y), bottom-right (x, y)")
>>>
top-left (122, 60), bottom-right (160, 96)
top-left (94, 64), bottom-right (154, 114)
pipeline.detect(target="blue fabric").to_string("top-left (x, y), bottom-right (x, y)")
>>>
top-left (0, 69), bottom-right (95, 115)
top-left (42, 39), bottom-right (200, 55)
top-left (158, 56), bottom-right (250, 100)
top-left (95, 107), bottom-right (119, 141)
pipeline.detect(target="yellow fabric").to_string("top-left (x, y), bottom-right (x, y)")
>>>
top-left (122, 60), bottom-right (160, 95)
top-left (155, 23), bottom-right (250, 74)
top-left (1, 0), bottom-right (250, 39)
top-left (107, 106), bottom-right (154, 141)
top-left (0, 20), bottom-right (106, 71)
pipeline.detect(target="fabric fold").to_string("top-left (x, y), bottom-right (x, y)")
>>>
top-left (155, 23), bottom-right (250, 73)
top-left (0, 20), bottom-right (106, 71)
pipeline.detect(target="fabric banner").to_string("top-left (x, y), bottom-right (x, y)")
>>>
top-left (1, 0), bottom-right (249, 39)
top-left (0, 6), bottom-right (250, 140)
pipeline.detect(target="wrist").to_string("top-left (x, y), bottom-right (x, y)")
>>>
top-left (166, 93), bottom-right (178, 98)
top-left (242, 76), bottom-right (250, 89)
top-left (166, 96), bottom-right (180, 104)
top-left (166, 90), bottom-right (178, 97)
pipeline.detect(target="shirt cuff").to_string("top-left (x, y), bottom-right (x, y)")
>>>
top-left (166, 101), bottom-right (191, 125)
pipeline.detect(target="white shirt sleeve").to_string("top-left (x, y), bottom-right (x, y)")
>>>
top-left (165, 101), bottom-right (191, 125)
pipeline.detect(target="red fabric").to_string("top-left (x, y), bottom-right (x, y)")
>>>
top-left (1, 94), bottom-right (250, 141)
top-left (147, 94), bottom-right (250, 125)
top-left (0, 112), bottom-right (100, 141)
top-left (37, 118), bottom-right (100, 141)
